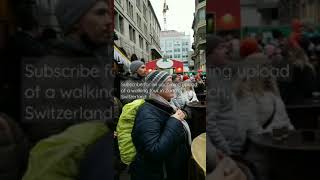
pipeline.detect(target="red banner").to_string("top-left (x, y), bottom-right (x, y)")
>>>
top-left (207, 0), bottom-right (241, 31)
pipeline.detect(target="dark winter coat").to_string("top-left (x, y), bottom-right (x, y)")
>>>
top-left (278, 64), bottom-right (317, 104)
top-left (130, 99), bottom-right (190, 180)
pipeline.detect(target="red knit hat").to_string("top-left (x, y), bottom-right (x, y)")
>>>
top-left (291, 19), bottom-right (303, 33)
top-left (195, 74), bottom-right (201, 81)
top-left (240, 38), bottom-right (259, 58)
top-left (183, 75), bottom-right (189, 81)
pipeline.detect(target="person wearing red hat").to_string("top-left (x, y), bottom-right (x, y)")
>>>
top-left (289, 19), bottom-right (303, 49)
top-left (183, 74), bottom-right (190, 81)
top-left (240, 38), bottom-right (260, 58)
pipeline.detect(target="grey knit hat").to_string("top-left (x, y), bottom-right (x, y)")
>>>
top-left (130, 61), bottom-right (144, 74)
top-left (55, 0), bottom-right (98, 33)
top-left (146, 70), bottom-right (171, 93)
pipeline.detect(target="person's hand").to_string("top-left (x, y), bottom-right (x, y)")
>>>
top-left (171, 109), bottom-right (185, 121)
top-left (206, 157), bottom-right (247, 180)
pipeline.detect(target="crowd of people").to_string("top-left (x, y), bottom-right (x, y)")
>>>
top-left (0, 0), bottom-right (208, 180)
top-left (206, 19), bottom-right (320, 180)
top-left (2, 0), bottom-right (319, 179)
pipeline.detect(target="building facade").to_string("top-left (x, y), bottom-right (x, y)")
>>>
top-left (33, 0), bottom-right (59, 30)
top-left (160, 30), bottom-right (193, 72)
top-left (279, 0), bottom-right (320, 25)
top-left (192, 0), bottom-right (206, 72)
top-left (241, 0), bottom-right (280, 27)
top-left (114, 0), bottom-right (162, 62)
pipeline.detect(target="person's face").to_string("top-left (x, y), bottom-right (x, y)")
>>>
top-left (176, 75), bottom-right (182, 82)
top-left (158, 78), bottom-right (175, 101)
top-left (77, 0), bottom-right (112, 45)
top-left (208, 42), bottom-right (230, 65)
top-left (137, 65), bottom-right (147, 77)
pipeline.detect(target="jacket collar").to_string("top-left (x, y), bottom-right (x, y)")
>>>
top-left (130, 73), bottom-right (144, 80)
top-left (145, 99), bottom-right (175, 115)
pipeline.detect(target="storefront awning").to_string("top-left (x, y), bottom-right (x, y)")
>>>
top-left (146, 59), bottom-right (184, 73)
top-left (114, 45), bottom-right (131, 65)
top-left (151, 45), bottom-right (163, 59)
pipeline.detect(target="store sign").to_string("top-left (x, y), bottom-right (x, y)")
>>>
top-left (114, 46), bottom-right (130, 65)
top-left (207, 0), bottom-right (241, 31)
top-left (156, 58), bottom-right (174, 69)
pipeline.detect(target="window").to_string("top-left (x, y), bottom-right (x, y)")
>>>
top-left (198, 8), bottom-right (205, 21)
top-left (166, 50), bottom-right (172, 53)
top-left (139, 35), bottom-right (144, 49)
top-left (114, 12), bottom-right (124, 34)
top-left (174, 48), bottom-right (180, 53)
top-left (119, 15), bottom-right (124, 34)
top-left (129, 25), bottom-right (136, 43)
top-left (137, 14), bottom-right (141, 29)
top-left (127, 0), bottom-right (134, 19)
top-left (136, 0), bottom-right (141, 11)
top-left (126, 0), bottom-right (129, 12)
top-left (183, 42), bottom-right (189, 46)
top-left (144, 24), bottom-right (148, 34)
top-left (143, 3), bottom-right (147, 19)
top-left (133, 29), bottom-right (136, 43)
top-left (114, 11), bottom-right (119, 31)
top-left (146, 42), bottom-right (149, 52)
top-left (174, 54), bottom-right (179, 58)
top-left (166, 41), bottom-right (172, 47)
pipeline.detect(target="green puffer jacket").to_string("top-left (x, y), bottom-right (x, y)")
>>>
top-left (23, 121), bottom-right (109, 180)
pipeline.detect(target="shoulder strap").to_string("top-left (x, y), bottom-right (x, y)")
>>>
top-left (262, 98), bottom-right (277, 129)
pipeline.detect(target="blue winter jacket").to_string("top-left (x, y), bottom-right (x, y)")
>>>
top-left (130, 99), bottom-right (190, 180)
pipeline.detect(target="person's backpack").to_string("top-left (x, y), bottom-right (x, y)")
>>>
top-left (116, 99), bottom-right (145, 165)
top-left (22, 121), bottom-right (109, 180)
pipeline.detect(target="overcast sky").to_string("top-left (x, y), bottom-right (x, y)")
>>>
top-left (149, 0), bottom-right (195, 42)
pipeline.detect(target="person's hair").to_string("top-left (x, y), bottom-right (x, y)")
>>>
top-left (235, 57), bottom-right (280, 99)
top-left (131, 54), bottom-right (138, 62)
top-left (181, 80), bottom-right (194, 92)
top-left (235, 77), bottom-right (280, 99)
top-left (206, 34), bottom-right (225, 55)
top-left (119, 47), bottom-right (128, 57)
top-left (287, 46), bottom-right (315, 71)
